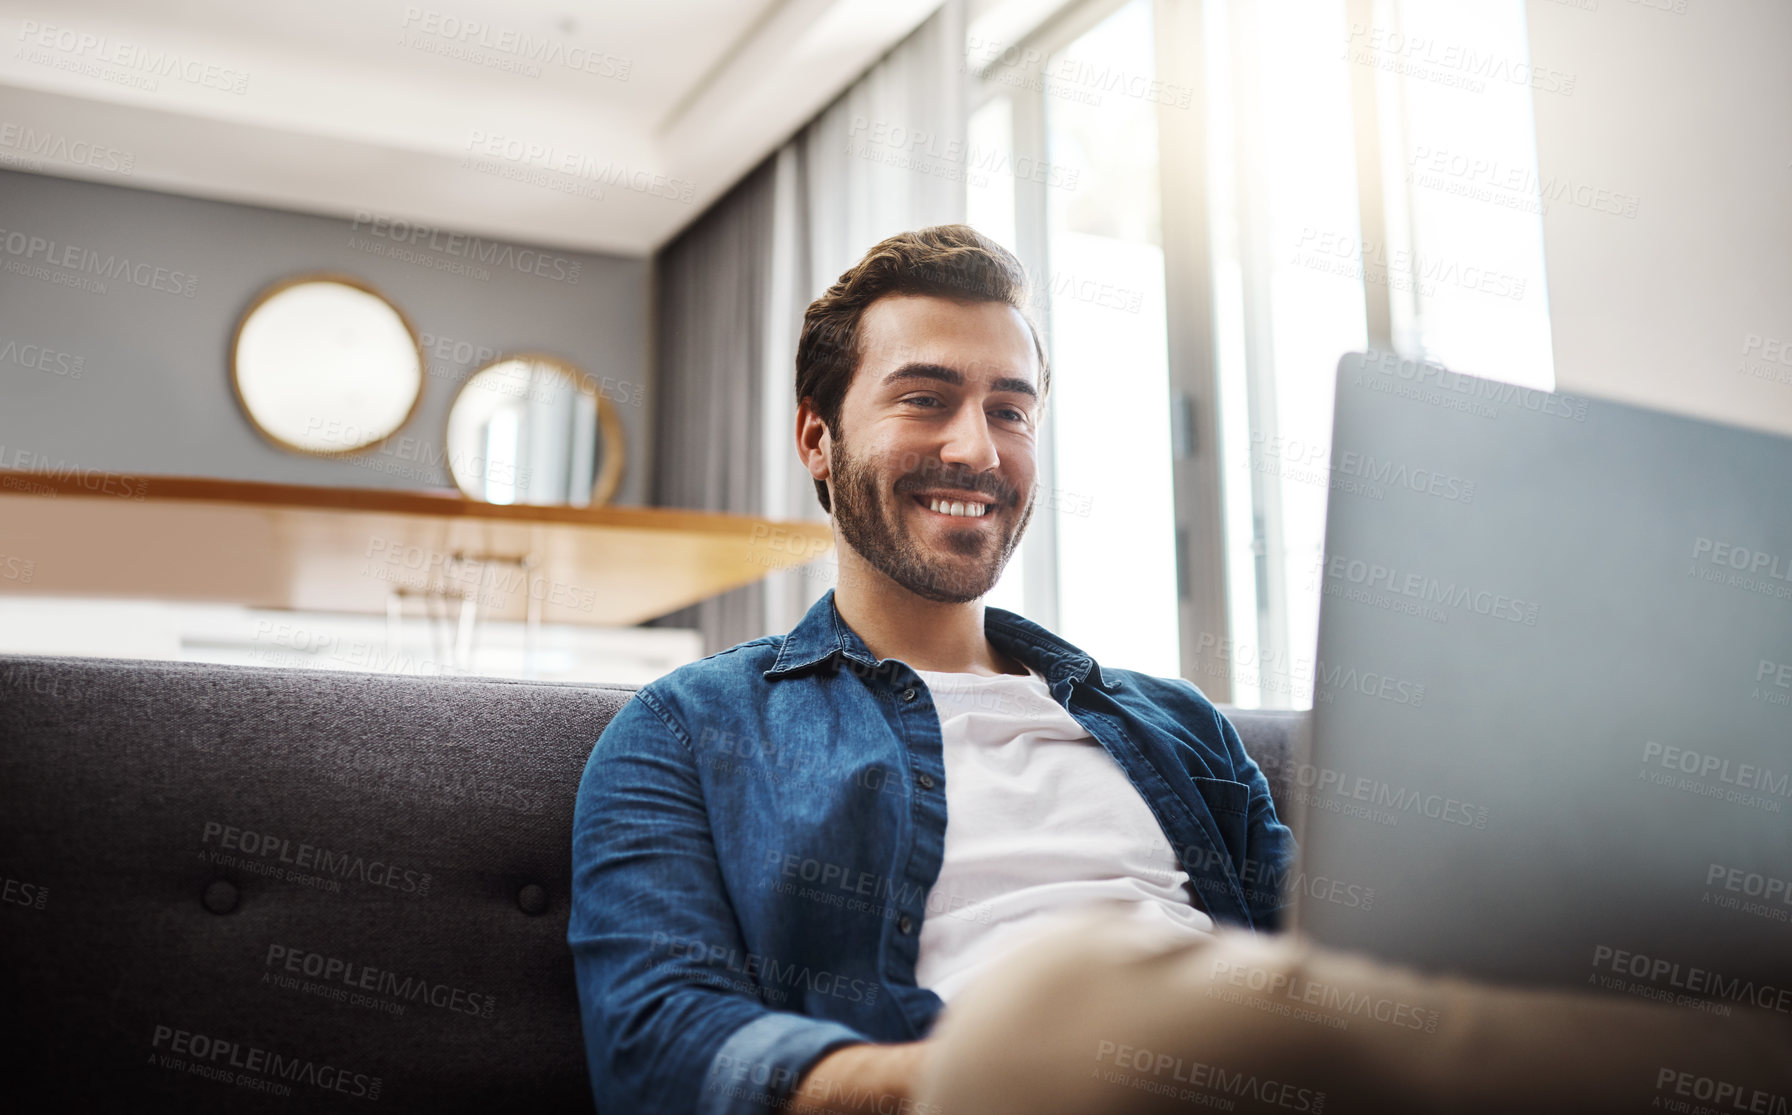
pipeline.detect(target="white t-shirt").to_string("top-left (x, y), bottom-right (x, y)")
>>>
top-left (910, 663), bottom-right (1215, 1003)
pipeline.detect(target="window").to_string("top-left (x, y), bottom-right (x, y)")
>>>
top-left (1209, 0), bottom-right (1555, 707)
top-left (968, 0), bottom-right (1180, 678)
top-left (967, 0), bottom-right (1555, 703)
top-left (1043, 0), bottom-right (1179, 679)
top-left (1205, 0), bottom-right (1369, 708)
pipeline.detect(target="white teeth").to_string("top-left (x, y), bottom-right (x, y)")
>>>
top-left (926, 497), bottom-right (988, 517)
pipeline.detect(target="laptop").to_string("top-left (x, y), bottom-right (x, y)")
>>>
top-left (1288, 351), bottom-right (1792, 1011)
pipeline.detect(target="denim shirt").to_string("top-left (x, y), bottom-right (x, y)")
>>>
top-left (568, 588), bottom-right (1295, 1115)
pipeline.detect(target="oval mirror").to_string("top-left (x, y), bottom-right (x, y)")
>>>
top-left (231, 274), bottom-right (424, 455)
top-left (445, 354), bottom-right (625, 507)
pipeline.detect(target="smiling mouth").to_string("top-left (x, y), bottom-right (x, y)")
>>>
top-left (909, 493), bottom-right (997, 520)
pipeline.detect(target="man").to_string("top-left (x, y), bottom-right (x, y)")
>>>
top-left (569, 225), bottom-right (1293, 1114)
top-left (571, 226), bottom-right (1792, 1115)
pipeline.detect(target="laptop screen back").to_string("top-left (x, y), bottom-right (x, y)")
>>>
top-left (1290, 352), bottom-right (1792, 1008)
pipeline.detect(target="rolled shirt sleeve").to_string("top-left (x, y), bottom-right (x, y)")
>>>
top-left (699, 1012), bottom-right (872, 1115)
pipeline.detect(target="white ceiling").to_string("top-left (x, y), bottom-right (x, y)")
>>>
top-left (0, 0), bottom-right (943, 256)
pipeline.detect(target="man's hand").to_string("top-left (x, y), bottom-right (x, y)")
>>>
top-left (788, 1040), bottom-right (937, 1114)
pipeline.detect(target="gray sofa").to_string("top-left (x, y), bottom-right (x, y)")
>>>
top-left (0, 652), bottom-right (1305, 1113)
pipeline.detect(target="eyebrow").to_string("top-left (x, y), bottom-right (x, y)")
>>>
top-left (879, 362), bottom-right (1039, 400)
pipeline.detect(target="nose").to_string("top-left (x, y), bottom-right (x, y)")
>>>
top-left (938, 401), bottom-right (1000, 476)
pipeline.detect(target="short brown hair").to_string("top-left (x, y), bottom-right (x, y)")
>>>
top-left (795, 224), bottom-right (1048, 513)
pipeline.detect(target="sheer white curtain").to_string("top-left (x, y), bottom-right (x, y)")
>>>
top-left (656, 2), bottom-right (968, 651)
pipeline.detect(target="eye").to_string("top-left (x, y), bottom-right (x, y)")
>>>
top-left (901, 394), bottom-right (944, 409)
top-left (991, 407), bottom-right (1026, 422)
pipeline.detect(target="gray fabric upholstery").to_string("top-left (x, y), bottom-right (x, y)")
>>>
top-left (0, 652), bottom-right (1305, 1112)
top-left (1224, 706), bottom-right (1308, 832)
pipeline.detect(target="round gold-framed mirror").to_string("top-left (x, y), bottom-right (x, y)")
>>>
top-left (230, 272), bottom-right (425, 456)
top-left (444, 353), bottom-right (626, 507)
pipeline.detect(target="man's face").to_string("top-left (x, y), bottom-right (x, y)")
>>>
top-left (822, 294), bottom-right (1042, 604)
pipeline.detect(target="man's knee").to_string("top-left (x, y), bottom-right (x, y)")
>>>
top-left (919, 911), bottom-right (1205, 1114)
top-left (948, 914), bottom-right (1308, 1031)
top-left (1198, 928), bottom-right (1316, 1007)
top-left (921, 921), bottom-right (1333, 1115)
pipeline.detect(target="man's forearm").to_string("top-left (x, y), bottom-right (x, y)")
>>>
top-left (788, 1040), bottom-right (935, 1114)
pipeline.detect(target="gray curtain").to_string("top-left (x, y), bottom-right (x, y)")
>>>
top-left (648, 159), bottom-right (778, 654)
top-left (651, 1), bottom-right (968, 655)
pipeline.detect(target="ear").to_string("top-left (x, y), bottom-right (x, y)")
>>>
top-left (795, 397), bottom-right (832, 486)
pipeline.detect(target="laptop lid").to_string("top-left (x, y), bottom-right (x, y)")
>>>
top-left (1289, 351), bottom-right (1792, 1011)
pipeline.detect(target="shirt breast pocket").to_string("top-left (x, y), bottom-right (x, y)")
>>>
top-left (1190, 775), bottom-right (1252, 868)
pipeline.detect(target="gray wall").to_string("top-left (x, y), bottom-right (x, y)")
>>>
top-left (0, 168), bottom-right (653, 503)
top-left (1528, 0), bottom-right (1792, 437)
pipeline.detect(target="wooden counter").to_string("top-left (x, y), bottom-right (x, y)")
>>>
top-left (0, 472), bottom-right (834, 627)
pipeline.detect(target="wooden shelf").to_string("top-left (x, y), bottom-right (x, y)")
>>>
top-left (0, 472), bottom-right (834, 627)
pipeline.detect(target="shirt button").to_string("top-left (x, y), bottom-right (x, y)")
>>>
top-left (897, 914), bottom-right (914, 934)
top-left (917, 772), bottom-right (935, 790)
top-left (901, 687), bottom-right (918, 702)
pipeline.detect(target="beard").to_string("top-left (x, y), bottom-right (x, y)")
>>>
top-left (828, 434), bottom-right (1035, 604)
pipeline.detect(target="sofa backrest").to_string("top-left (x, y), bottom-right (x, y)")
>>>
top-left (2, 653), bottom-right (631, 1113)
top-left (0, 652), bottom-right (1304, 1112)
